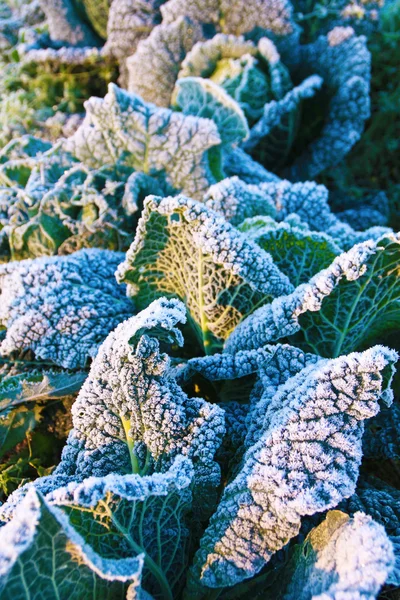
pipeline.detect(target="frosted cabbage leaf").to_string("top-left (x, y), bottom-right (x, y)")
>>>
top-left (0, 487), bottom-right (144, 599)
top-left (63, 83), bottom-right (222, 200)
top-left (116, 194), bottom-right (293, 354)
top-left (0, 249), bottom-right (133, 369)
top-left (187, 345), bottom-right (397, 591)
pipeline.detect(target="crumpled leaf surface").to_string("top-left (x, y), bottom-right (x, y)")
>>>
top-left (0, 249), bottom-right (133, 368)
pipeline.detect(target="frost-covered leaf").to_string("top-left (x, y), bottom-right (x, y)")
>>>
top-left (0, 136), bottom-right (52, 164)
top-left (0, 156), bottom-right (138, 260)
top-left (283, 27), bottom-right (371, 180)
top-left (122, 171), bottom-right (164, 217)
top-left (0, 249), bottom-right (133, 369)
top-left (244, 343), bottom-right (321, 448)
top-left (343, 477), bottom-right (400, 586)
top-left (204, 177), bottom-right (277, 226)
top-left (48, 456), bottom-right (193, 599)
top-left (187, 345), bottom-right (397, 592)
top-left (127, 17), bottom-right (203, 107)
top-left (204, 178), bottom-right (390, 250)
top-left (104, 0), bottom-right (164, 61)
top-left (239, 215), bottom-right (341, 286)
top-left (222, 148), bottom-right (280, 185)
top-left (0, 488), bottom-right (144, 599)
top-left (160, 0), bottom-right (295, 36)
top-left (225, 234), bottom-right (400, 356)
top-left (64, 83), bottom-right (222, 200)
top-left (172, 77), bottom-right (249, 146)
top-left (269, 510), bottom-right (394, 600)
top-left (116, 195), bottom-right (293, 354)
top-left (42, 299), bottom-right (225, 516)
top-left (38, 0), bottom-right (100, 47)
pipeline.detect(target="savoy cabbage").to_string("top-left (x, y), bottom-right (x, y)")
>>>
top-left (0, 1), bottom-right (398, 599)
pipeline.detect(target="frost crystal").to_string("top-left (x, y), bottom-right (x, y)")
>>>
top-left (0, 249), bottom-right (133, 369)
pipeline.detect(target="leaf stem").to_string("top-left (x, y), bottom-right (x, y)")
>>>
top-left (120, 415), bottom-right (140, 474)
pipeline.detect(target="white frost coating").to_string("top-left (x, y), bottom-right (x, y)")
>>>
top-left (127, 17), bottom-right (203, 106)
top-left (327, 25), bottom-right (355, 46)
top-left (179, 347), bottom-right (279, 382)
top-left (22, 45), bottom-right (103, 66)
top-left (224, 238), bottom-right (377, 353)
top-left (48, 455), bottom-right (193, 508)
top-left (52, 298), bottom-right (224, 512)
top-left (187, 345), bottom-right (398, 591)
top-left (344, 477), bottom-right (400, 587)
top-left (161, 0), bottom-right (294, 36)
top-left (0, 487), bottom-right (39, 576)
top-left (283, 511), bottom-right (394, 600)
top-left (38, 0), bottom-right (100, 47)
top-left (104, 0), bottom-right (163, 61)
top-left (244, 343), bottom-right (321, 447)
top-left (223, 147), bottom-right (280, 184)
top-left (204, 178), bottom-right (390, 249)
top-left (63, 83), bottom-right (221, 200)
top-left (284, 30), bottom-right (371, 180)
top-left (0, 249), bottom-right (133, 369)
top-left (204, 176), bottom-right (277, 225)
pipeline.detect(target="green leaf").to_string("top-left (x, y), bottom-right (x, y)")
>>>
top-left (0, 370), bottom-right (87, 415)
top-left (239, 215), bottom-right (340, 286)
top-left (172, 77), bottom-right (249, 146)
top-left (0, 405), bottom-right (42, 459)
top-left (186, 345), bottom-right (397, 593)
top-left (80, 0), bottom-right (111, 39)
top-left (294, 233), bottom-right (400, 357)
top-left (49, 456), bottom-right (193, 600)
top-left (244, 75), bottom-right (323, 171)
top-left (50, 299), bottom-right (224, 517)
top-left (0, 488), bottom-right (144, 599)
top-left (116, 195), bottom-right (292, 354)
top-left (225, 233), bottom-right (400, 356)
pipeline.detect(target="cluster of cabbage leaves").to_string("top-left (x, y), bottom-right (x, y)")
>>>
top-left (0, 183), bottom-right (398, 599)
top-left (0, 1), bottom-right (398, 599)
